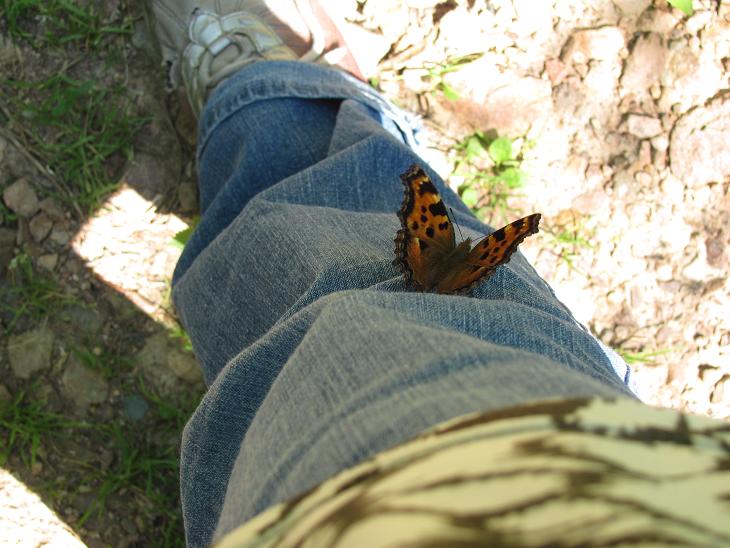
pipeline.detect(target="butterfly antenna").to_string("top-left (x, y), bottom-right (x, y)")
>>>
top-left (449, 207), bottom-right (465, 240)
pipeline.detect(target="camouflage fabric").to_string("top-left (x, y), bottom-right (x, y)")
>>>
top-left (216, 397), bottom-right (730, 547)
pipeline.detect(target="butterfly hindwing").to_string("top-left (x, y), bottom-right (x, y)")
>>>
top-left (435, 213), bottom-right (542, 294)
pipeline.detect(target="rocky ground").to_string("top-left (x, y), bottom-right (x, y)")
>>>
top-left (0, 0), bottom-right (728, 545)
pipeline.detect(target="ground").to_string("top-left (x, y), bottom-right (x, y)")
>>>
top-left (0, 0), bottom-right (728, 545)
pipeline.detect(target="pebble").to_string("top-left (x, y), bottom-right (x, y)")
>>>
top-left (0, 227), bottom-right (17, 271)
top-left (2, 177), bottom-right (39, 218)
top-left (710, 375), bottom-right (730, 405)
top-left (562, 27), bottom-right (625, 63)
top-left (39, 197), bottom-right (66, 221)
top-left (37, 253), bottom-right (59, 271)
top-left (28, 212), bottom-right (53, 242)
top-left (620, 33), bottom-right (666, 95)
top-left (637, 8), bottom-right (679, 33)
top-left (8, 327), bottom-right (55, 379)
top-left (60, 355), bottom-right (109, 408)
top-left (612, 0), bottom-right (651, 16)
top-left (177, 180), bottom-right (198, 212)
top-left (626, 114), bottom-right (663, 138)
top-left (656, 263), bottom-right (674, 281)
top-left (123, 394), bottom-right (149, 421)
top-left (48, 227), bottom-right (71, 246)
top-left (650, 135), bottom-right (669, 151)
top-left (670, 94), bottom-right (730, 186)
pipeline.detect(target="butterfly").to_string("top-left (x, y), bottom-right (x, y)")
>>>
top-left (393, 164), bottom-right (541, 294)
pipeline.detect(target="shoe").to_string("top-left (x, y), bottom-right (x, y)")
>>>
top-left (144, 0), bottom-right (365, 116)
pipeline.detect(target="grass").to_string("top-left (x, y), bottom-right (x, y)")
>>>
top-left (78, 380), bottom-right (199, 545)
top-left (3, 74), bottom-right (147, 211)
top-left (1, 0), bottom-right (132, 49)
top-left (541, 215), bottom-right (595, 275)
top-left (0, 388), bottom-right (89, 467)
top-left (0, 253), bottom-right (77, 334)
top-left (0, 4), bottom-right (195, 544)
top-left (619, 347), bottom-right (677, 366)
top-left (0, 375), bottom-right (198, 545)
top-left (420, 52), bottom-right (483, 100)
top-left (71, 345), bottom-right (133, 380)
top-left (453, 131), bottom-right (532, 221)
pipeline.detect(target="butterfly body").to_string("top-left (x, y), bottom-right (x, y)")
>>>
top-left (394, 164), bottom-right (541, 295)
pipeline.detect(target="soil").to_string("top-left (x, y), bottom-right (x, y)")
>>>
top-left (1, 0), bottom-right (728, 545)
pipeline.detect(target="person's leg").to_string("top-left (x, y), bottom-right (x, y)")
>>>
top-left (171, 59), bottom-right (637, 546)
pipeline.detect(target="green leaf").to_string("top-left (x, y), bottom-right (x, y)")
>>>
top-left (171, 226), bottom-right (194, 249)
top-left (496, 167), bottom-right (527, 188)
top-left (488, 137), bottom-right (513, 165)
top-left (667, 0), bottom-right (693, 15)
top-left (440, 82), bottom-right (461, 100)
top-left (460, 187), bottom-right (479, 207)
top-left (465, 136), bottom-right (488, 160)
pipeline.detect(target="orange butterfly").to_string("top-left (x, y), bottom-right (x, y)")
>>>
top-left (393, 164), bottom-right (541, 294)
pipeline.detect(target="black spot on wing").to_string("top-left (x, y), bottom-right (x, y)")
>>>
top-left (411, 222), bottom-right (419, 230)
top-left (425, 227), bottom-right (435, 238)
top-left (420, 215), bottom-right (428, 223)
top-left (417, 179), bottom-right (439, 196)
top-left (438, 221), bottom-right (449, 231)
top-left (429, 201), bottom-right (448, 217)
top-left (493, 228), bottom-right (506, 241)
top-left (511, 218), bottom-right (525, 230)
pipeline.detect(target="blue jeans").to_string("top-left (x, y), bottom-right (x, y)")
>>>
top-left (172, 61), bottom-right (638, 547)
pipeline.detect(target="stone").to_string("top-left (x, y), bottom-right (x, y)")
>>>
top-left (2, 177), bottom-right (39, 218)
top-left (123, 394), bottom-right (149, 421)
top-left (167, 348), bottom-right (202, 384)
top-left (38, 197), bottom-right (66, 221)
top-left (177, 181), bottom-right (198, 213)
top-left (0, 227), bottom-right (16, 273)
top-left (60, 305), bottom-right (105, 337)
top-left (572, 187), bottom-right (610, 215)
top-left (705, 235), bottom-right (726, 268)
top-left (620, 33), bottom-right (666, 96)
top-left (659, 44), bottom-right (724, 113)
top-left (613, 0), bottom-right (651, 16)
top-left (8, 327), bottom-right (55, 379)
top-left (28, 212), bottom-right (53, 242)
top-left (37, 253), bottom-right (58, 271)
top-left (137, 332), bottom-right (203, 398)
top-left (650, 135), bottom-right (669, 151)
top-left (480, 76), bottom-right (552, 136)
top-left (48, 227), bottom-right (71, 246)
top-left (562, 26), bottom-right (624, 64)
top-left (60, 355), bottom-right (108, 408)
top-left (637, 8), bottom-right (679, 33)
top-left (670, 94), bottom-right (730, 186)
top-left (710, 375), bottom-right (730, 405)
top-left (626, 114), bottom-right (662, 138)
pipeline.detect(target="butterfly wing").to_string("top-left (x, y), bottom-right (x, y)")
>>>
top-left (435, 213), bottom-right (541, 294)
top-left (394, 165), bottom-right (456, 291)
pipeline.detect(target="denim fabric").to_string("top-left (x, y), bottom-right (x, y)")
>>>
top-left (171, 61), bottom-right (638, 547)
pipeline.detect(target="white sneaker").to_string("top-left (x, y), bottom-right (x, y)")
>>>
top-left (143, 0), bottom-right (365, 115)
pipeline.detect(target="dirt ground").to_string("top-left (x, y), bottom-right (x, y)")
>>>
top-left (1, 0), bottom-right (728, 545)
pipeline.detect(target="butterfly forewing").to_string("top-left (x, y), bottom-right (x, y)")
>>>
top-left (394, 165), bottom-right (456, 290)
